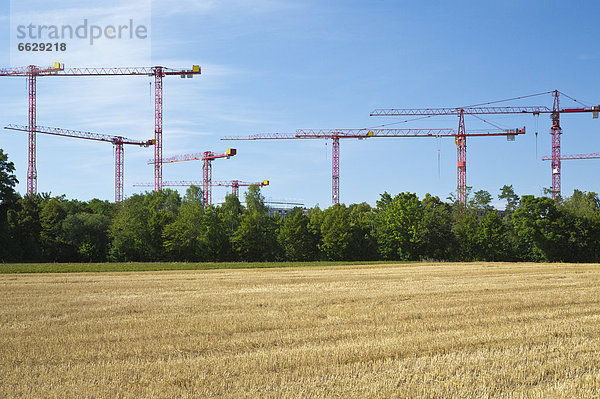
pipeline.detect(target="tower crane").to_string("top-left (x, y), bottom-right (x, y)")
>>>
top-left (0, 63), bottom-right (201, 195)
top-left (371, 90), bottom-right (600, 202)
top-left (148, 149), bottom-right (237, 206)
top-left (4, 124), bottom-right (153, 202)
top-left (223, 127), bottom-right (524, 205)
top-left (134, 179), bottom-right (269, 198)
top-left (219, 179), bottom-right (269, 197)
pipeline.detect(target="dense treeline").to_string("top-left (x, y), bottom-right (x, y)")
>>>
top-left (2, 148), bottom-right (600, 263)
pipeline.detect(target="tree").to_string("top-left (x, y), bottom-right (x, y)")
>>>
top-left (319, 204), bottom-right (353, 260)
top-left (0, 149), bottom-right (19, 261)
top-left (470, 189), bottom-right (493, 213)
top-left (183, 185), bottom-right (204, 206)
top-left (245, 185), bottom-right (267, 214)
top-left (220, 193), bottom-right (243, 238)
top-left (452, 210), bottom-right (479, 261)
top-left (374, 192), bottom-right (423, 260)
top-left (231, 186), bottom-right (280, 261)
top-left (232, 211), bottom-right (280, 261)
top-left (85, 198), bottom-right (116, 219)
top-left (558, 190), bottom-right (600, 262)
top-left (278, 207), bottom-right (319, 261)
top-left (163, 186), bottom-right (231, 262)
top-left (0, 149), bottom-right (18, 205)
top-left (347, 202), bottom-right (378, 260)
top-left (109, 190), bottom-right (181, 261)
top-left (512, 195), bottom-right (569, 262)
top-left (418, 194), bottom-right (456, 260)
top-left (163, 200), bottom-right (206, 261)
top-left (62, 212), bottom-right (111, 262)
top-left (473, 211), bottom-right (510, 261)
top-left (40, 196), bottom-right (69, 261)
top-left (561, 190), bottom-right (600, 219)
top-left (307, 206), bottom-right (324, 259)
top-left (12, 195), bottom-right (43, 261)
top-left (499, 185), bottom-right (520, 213)
top-left (203, 206), bottom-right (232, 261)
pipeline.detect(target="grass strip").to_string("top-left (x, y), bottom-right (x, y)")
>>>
top-left (0, 260), bottom-right (416, 274)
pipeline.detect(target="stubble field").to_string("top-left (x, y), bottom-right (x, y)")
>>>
top-left (1, 262), bottom-right (599, 398)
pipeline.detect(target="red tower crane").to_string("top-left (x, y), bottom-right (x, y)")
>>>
top-left (4, 124), bottom-right (154, 202)
top-left (226, 179), bottom-right (269, 197)
top-left (223, 127), bottom-right (523, 205)
top-left (134, 179), bottom-right (269, 198)
top-left (0, 63), bottom-right (201, 195)
top-left (371, 90), bottom-right (600, 202)
top-left (148, 149), bottom-right (237, 206)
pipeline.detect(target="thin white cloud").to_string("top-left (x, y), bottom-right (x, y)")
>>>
top-left (151, 0), bottom-right (301, 17)
top-left (10, 1), bottom-right (151, 21)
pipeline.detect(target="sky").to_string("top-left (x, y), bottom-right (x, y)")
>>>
top-left (1, 0), bottom-right (599, 209)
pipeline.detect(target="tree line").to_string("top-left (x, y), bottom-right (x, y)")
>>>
top-left (1, 148), bottom-right (600, 263)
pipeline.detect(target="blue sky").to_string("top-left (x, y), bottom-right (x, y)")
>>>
top-left (1, 0), bottom-right (599, 208)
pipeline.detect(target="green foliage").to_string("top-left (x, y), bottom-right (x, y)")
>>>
top-left (347, 203), bottom-right (378, 260)
top-left (163, 197), bottom-right (231, 262)
top-left (512, 195), bottom-right (566, 262)
top-left (62, 212), bottom-right (111, 262)
top-left (109, 190), bottom-right (181, 261)
top-left (221, 193), bottom-right (243, 237)
top-left (0, 149), bottom-right (19, 208)
top-left (473, 211), bottom-right (510, 261)
top-left (278, 207), bottom-right (319, 261)
top-left (40, 197), bottom-right (69, 261)
top-left (452, 211), bottom-right (479, 261)
top-left (419, 194), bottom-right (456, 260)
top-left (85, 198), bottom-right (116, 218)
top-left (0, 149), bottom-right (19, 261)
top-left (375, 192), bottom-right (424, 260)
top-left (470, 190), bottom-right (493, 213)
top-left (232, 210), bottom-right (280, 261)
top-left (12, 195), bottom-right (43, 261)
top-left (245, 185), bottom-right (267, 214)
top-left (319, 204), bottom-right (354, 261)
top-left (231, 186), bottom-right (281, 261)
top-left (561, 190), bottom-right (600, 218)
top-left (499, 185), bottom-right (520, 213)
top-left (163, 191), bottom-right (208, 261)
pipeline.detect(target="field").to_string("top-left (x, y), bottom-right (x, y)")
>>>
top-left (1, 262), bottom-right (600, 398)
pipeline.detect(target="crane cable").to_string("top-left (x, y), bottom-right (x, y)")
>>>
top-left (558, 91), bottom-right (593, 107)
top-left (470, 114), bottom-right (506, 130)
top-left (365, 115), bottom-right (434, 129)
top-left (463, 91), bottom-right (554, 108)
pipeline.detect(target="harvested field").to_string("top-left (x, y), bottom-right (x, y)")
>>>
top-left (1, 262), bottom-right (599, 398)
